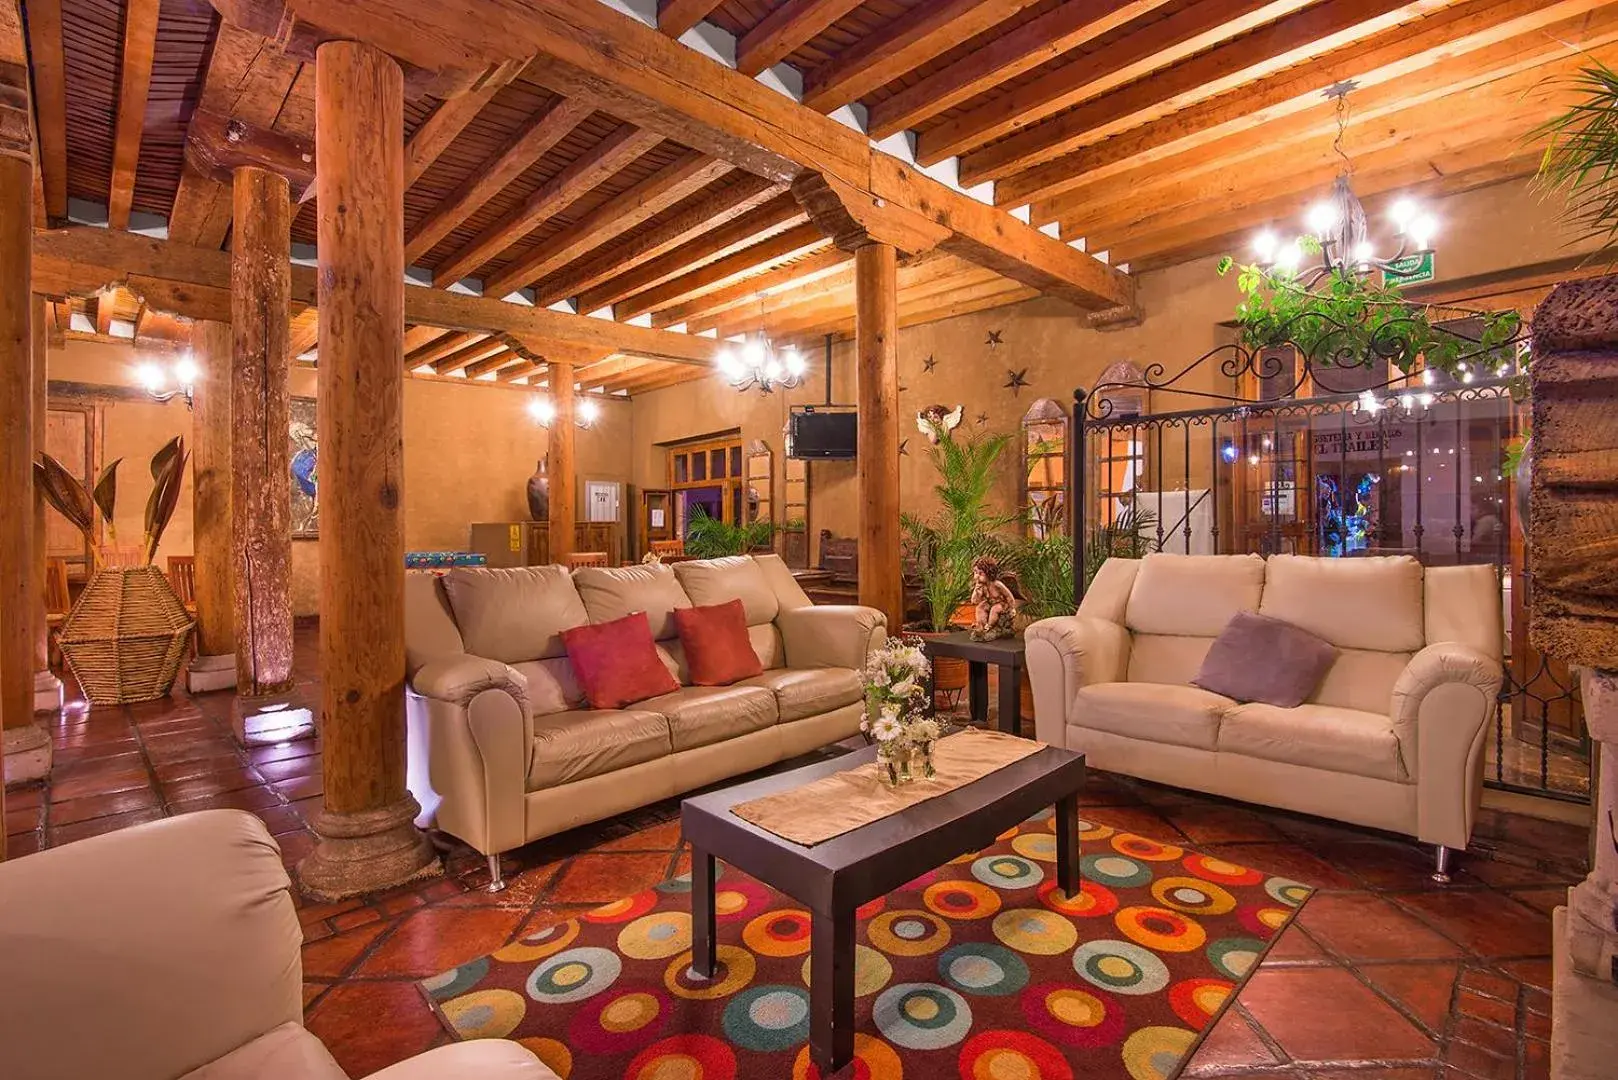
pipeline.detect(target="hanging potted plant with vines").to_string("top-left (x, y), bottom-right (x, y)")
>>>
top-left (37, 436), bottom-right (195, 705)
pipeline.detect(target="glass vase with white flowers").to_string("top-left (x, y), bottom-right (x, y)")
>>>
top-left (859, 638), bottom-right (941, 786)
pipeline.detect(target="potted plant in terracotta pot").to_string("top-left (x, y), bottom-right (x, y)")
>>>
top-left (901, 422), bottom-right (1013, 705)
top-left (36, 436), bottom-right (194, 705)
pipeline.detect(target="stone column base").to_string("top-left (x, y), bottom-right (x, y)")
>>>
top-left (2, 722), bottom-right (52, 786)
top-left (1554, 906), bottom-right (1618, 1079)
top-left (187, 653), bottom-right (238, 694)
top-left (33, 669), bottom-right (61, 714)
top-left (297, 794), bottom-right (442, 901)
top-left (231, 687), bottom-right (317, 746)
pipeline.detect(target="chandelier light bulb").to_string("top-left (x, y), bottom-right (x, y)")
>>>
top-left (578, 399), bottom-right (602, 425)
top-left (1251, 231), bottom-right (1278, 262)
top-left (1352, 240), bottom-right (1373, 264)
top-left (1400, 394), bottom-right (1414, 410)
top-left (742, 338), bottom-right (766, 368)
top-left (1419, 392), bottom-right (1435, 407)
top-left (1357, 390), bottom-right (1379, 415)
top-left (135, 361), bottom-right (165, 393)
top-left (1273, 242), bottom-right (1301, 271)
top-left (1409, 214), bottom-right (1438, 249)
top-left (783, 347), bottom-right (805, 377)
top-left (172, 353), bottom-right (199, 387)
top-left (1389, 199), bottom-right (1418, 231)
top-left (1305, 201), bottom-right (1337, 236)
top-left (527, 396), bottom-right (556, 424)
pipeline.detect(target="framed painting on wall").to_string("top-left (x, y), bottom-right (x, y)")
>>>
top-left (290, 396), bottom-right (318, 539)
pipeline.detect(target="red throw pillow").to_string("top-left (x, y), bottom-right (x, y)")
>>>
top-left (673, 599), bottom-right (764, 686)
top-left (561, 611), bottom-right (679, 710)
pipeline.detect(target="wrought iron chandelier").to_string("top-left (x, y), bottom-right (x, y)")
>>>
top-left (134, 351), bottom-right (199, 410)
top-left (717, 332), bottom-right (807, 394)
top-left (1249, 81), bottom-right (1438, 280)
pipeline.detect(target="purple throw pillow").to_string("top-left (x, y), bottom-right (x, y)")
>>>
top-left (1192, 611), bottom-right (1336, 708)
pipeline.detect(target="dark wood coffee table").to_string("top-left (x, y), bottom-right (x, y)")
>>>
top-left (922, 631), bottom-right (1028, 735)
top-left (680, 742), bottom-right (1085, 1075)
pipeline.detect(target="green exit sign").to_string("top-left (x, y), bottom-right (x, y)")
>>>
top-left (1384, 250), bottom-right (1435, 286)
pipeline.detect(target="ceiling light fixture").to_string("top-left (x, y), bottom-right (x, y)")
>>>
top-left (717, 331), bottom-right (806, 394)
top-left (133, 351), bottom-right (199, 410)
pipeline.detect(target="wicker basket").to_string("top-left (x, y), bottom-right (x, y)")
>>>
top-left (59, 566), bottom-right (196, 705)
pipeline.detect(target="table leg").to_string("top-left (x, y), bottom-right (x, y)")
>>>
top-left (691, 847), bottom-right (716, 978)
top-left (809, 908), bottom-right (855, 1075)
top-left (997, 661), bottom-right (1021, 736)
top-left (1055, 793), bottom-right (1080, 899)
top-left (968, 660), bottom-right (989, 727)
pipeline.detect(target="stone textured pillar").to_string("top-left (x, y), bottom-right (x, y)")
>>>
top-left (297, 39), bottom-right (438, 900)
top-left (230, 165), bottom-right (295, 704)
top-left (187, 319), bottom-right (236, 692)
top-left (855, 242), bottom-right (901, 632)
top-left (549, 361), bottom-right (576, 562)
top-left (31, 295), bottom-right (61, 714)
top-left (1529, 278), bottom-right (1618, 1079)
top-left (0, 74), bottom-right (50, 798)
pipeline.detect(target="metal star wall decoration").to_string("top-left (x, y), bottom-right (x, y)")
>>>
top-left (922, 354), bottom-right (937, 373)
top-left (976, 411), bottom-right (990, 426)
top-left (1004, 368), bottom-right (1029, 396)
top-left (986, 330), bottom-right (1003, 348)
top-left (898, 438), bottom-right (910, 457)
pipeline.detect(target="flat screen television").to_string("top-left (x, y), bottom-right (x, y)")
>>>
top-left (788, 409), bottom-right (857, 460)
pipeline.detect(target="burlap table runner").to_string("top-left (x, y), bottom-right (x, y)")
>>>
top-left (730, 728), bottom-right (1045, 846)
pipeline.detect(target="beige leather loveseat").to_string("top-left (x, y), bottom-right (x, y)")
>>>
top-left (1, 810), bottom-right (551, 1080)
top-left (405, 554), bottom-right (885, 887)
top-left (1026, 553), bottom-right (1502, 879)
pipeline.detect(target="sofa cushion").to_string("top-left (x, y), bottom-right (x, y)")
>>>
top-left (405, 571), bottom-right (464, 676)
top-left (527, 709), bottom-right (672, 790)
top-left (509, 656), bottom-right (587, 716)
top-left (562, 612), bottom-right (681, 710)
top-left (440, 565), bottom-right (588, 664)
top-left (739, 667), bottom-right (863, 722)
top-left (1261, 554), bottom-right (1424, 653)
top-left (179, 1021), bottom-right (346, 1080)
top-left (673, 556), bottom-right (780, 625)
top-left (573, 563), bottom-right (691, 640)
top-left (1072, 682), bottom-right (1235, 751)
top-left (1193, 611), bottom-right (1336, 708)
top-left (1125, 553), bottom-right (1265, 637)
top-left (1127, 634), bottom-right (1214, 687)
top-left (674, 599), bottom-right (765, 686)
top-left (1311, 647), bottom-right (1412, 714)
top-left (1218, 702), bottom-right (1406, 782)
top-left (640, 685), bottom-right (777, 752)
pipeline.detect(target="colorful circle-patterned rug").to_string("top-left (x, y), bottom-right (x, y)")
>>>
top-left (418, 811), bottom-right (1312, 1079)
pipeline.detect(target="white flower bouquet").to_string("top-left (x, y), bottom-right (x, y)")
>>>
top-left (859, 638), bottom-right (939, 785)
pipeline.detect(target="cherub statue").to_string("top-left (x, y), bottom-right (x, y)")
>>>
top-left (917, 404), bottom-right (965, 445)
top-left (969, 556), bottom-right (1020, 641)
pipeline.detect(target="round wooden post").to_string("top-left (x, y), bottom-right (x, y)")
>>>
top-left (550, 361), bottom-right (576, 563)
top-left (855, 242), bottom-right (902, 632)
top-left (298, 39), bottom-right (437, 900)
top-left (187, 319), bottom-right (236, 692)
top-left (230, 165), bottom-right (295, 701)
top-left (31, 295), bottom-right (62, 714)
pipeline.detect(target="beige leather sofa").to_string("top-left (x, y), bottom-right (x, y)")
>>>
top-left (405, 554), bottom-right (885, 887)
top-left (1026, 553), bottom-right (1502, 879)
top-left (1, 810), bottom-right (551, 1080)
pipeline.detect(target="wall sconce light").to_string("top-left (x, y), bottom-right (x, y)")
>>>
top-left (134, 351), bottom-right (199, 410)
top-left (527, 394), bottom-right (601, 429)
top-left (1220, 440), bottom-right (1239, 464)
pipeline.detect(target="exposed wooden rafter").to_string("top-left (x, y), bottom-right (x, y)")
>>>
top-left (404, 58), bottom-right (525, 187)
top-left (656, 0), bottom-right (724, 38)
top-left (23, 0), bottom-right (67, 219)
top-left (108, 0), bottom-right (161, 229)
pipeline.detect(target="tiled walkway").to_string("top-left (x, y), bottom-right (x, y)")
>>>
top-left (5, 623), bottom-right (1585, 1080)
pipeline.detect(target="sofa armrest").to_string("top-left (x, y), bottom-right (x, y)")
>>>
top-left (362, 1040), bottom-right (556, 1080)
top-left (1391, 642), bottom-right (1502, 849)
top-left (0, 810), bottom-right (302, 1080)
top-left (776, 604), bottom-right (888, 671)
top-left (1024, 615), bottom-right (1132, 748)
top-left (408, 654), bottom-right (533, 857)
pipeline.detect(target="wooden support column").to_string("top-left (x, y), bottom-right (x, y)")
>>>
top-left (0, 74), bottom-right (50, 801)
top-left (187, 319), bottom-right (236, 693)
top-left (298, 39), bottom-right (438, 900)
top-left (855, 242), bottom-right (902, 633)
top-left (549, 361), bottom-right (577, 562)
top-left (230, 165), bottom-right (296, 709)
top-left (30, 295), bottom-right (61, 715)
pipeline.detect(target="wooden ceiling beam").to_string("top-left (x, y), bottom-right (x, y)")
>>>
top-left (403, 324), bottom-right (452, 353)
top-left (405, 94), bottom-right (594, 266)
top-left (407, 330), bottom-right (487, 367)
top-left (866, 0), bottom-right (1171, 141)
top-left (24, 0), bottom-right (67, 219)
top-left (1001, 0), bottom-right (1614, 212)
top-left (432, 338), bottom-right (509, 375)
top-left (735, 0), bottom-right (864, 77)
top-left (432, 124), bottom-right (664, 287)
top-left (92, 287), bottom-right (115, 336)
top-left (799, 0), bottom-right (1042, 113)
top-left (606, 362), bottom-right (707, 395)
top-left (613, 223), bottom-right (829, 321)
top-left (652, 247), bottom-right (852, 330)
top-left (657, 0), bottom-right (724, 38)
top-left (288, 311), bottom-right (319, 358)
top-left (482, 151), bottom-right (730, 299)
top-left (108, 0), bottom-right (161, 230)
top-left (960, 0), bottom-right (1433, 186)
top-left (530, 173), bottom-right (780, 308)
top-left (463, 347), bottom-right (521, 379)
top-left (404, 58), bottom-right (526, 187)
top-left (575, 191), bottom-right (805, 312)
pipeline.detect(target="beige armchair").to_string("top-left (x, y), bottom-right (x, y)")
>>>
top-left (0, 810), bottom-right (552, 1080)
top-left (1026, 554), bottom-right (1503, 879)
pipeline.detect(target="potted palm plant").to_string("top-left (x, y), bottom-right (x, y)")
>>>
top-left (683, 505), bottom-right (774, 558)
top-left (36, 437), bottom-right (194, 704)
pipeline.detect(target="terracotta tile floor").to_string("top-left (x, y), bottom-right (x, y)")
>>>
top-left (4, 623), bottom-right (1587, 1080)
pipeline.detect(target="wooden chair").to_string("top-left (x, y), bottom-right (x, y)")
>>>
top-left (166, 555), bottom-right (197, 614)
top-left (650, 539), bottom-right (685, 558)
top-left (44, 557), bottom-right (70, 667)
top-left (564, 551), bottom-right (610, 569)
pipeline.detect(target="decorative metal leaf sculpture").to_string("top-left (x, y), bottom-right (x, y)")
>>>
top-left (143, 436), bottom-right (188, 566)
top-left (34, 453), bottom-right (95, 537)
top-left (93, 459), bottom-right (121, 542)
